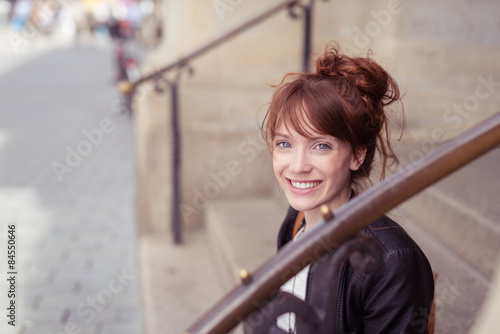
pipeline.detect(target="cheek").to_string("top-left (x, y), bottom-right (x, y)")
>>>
top-left (272, 159), bottom-right (283, 177)
top-left (323, 157), bottom-right (352, 180)
top-left (272, 155), bottom-right (288, 185)
top-left (272, 152), bottom-right (284, 171)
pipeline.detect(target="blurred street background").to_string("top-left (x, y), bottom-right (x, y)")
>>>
top-left (0, 0), bottom-right (153, 333)
top-left (0, 0), bottom-right (499, 334)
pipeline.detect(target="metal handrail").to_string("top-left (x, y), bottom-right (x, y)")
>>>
top-left (120, 0), bottom-right (324, 243)
top-left (120, 0), bottom-right (309, 98)
top-left (184, 112), bottom-right (500, 334)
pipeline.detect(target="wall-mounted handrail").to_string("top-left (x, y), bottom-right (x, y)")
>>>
top-left (120, 0), bottom-right (326, 243)
top-left (120, 0), bottom-right (312, 98)
top-left (184, 112), bottom-right (500, 334)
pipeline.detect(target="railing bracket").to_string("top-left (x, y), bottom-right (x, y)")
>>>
top-left (239, 269), bottom-right (252, 284)
top-left (321, 204), bottom-right (333, 221)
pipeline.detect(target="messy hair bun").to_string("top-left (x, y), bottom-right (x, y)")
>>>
top-left (262, 44), bottom-right (404, 191)
top-left (315, 47), bottom-right (399, 106)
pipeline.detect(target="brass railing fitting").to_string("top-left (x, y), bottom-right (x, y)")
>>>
top-left (239, 269), bottom-right (252, 284)
top-left (321, 204), bottom-right (333, 221)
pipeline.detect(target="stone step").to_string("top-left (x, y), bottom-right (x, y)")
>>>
top-left (204, 196), bottom-right (287, 333)
top-left (139, 231), bottom-right (229, 334)
top-left (398, 187), bottom-right (500, 280)
top-left (393, 146), bottom-right (500, 334)
top-left (205, 196), bottom-right (288, 286)
top-left (395, 144), bottom-right (500, 280)
top-left (395, 211), bottom-right (490, 334)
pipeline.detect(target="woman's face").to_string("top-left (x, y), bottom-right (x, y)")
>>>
top-left (272, 121), bottom-right (363, 215)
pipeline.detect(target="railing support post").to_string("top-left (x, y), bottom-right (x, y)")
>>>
top-left (154, 65), bottom-right (193, 244)
top-left (302, 1), bottom-right (313, 72)
top-left (289, 0), bottom-right (320, 72)
top-left (170, 80), bottom-right (181, 244)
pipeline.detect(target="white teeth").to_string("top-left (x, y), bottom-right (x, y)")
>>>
top-left (291, 181), bottom-right (320, 189)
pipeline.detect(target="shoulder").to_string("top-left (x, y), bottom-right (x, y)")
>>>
top-left (346, 217), bottom-right (435, 334)
top-left (363, 215), bottom-right (421, 254)
top-left (355, 215), bottom-right (434, 285)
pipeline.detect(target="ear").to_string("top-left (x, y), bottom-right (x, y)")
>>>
top-left (350, 147), bottom-right (366, 171)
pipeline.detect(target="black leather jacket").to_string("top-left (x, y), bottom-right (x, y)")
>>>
top-left (277, 207), bottom-right (435, 334)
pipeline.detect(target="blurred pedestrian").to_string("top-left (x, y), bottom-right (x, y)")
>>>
top-left (9, 0), bottom-right (31, 31)
top-left (70, 0), bottom-right (93, 45)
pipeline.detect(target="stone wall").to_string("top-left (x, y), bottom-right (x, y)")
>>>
top-left (135, 0), bottom-right (500, 234)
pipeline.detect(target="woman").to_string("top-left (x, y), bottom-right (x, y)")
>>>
top-left (254, 45), bottom-right (434, 333)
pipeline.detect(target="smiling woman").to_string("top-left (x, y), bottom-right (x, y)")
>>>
top-left (246, 44), bottom-right (435, 334)
top-left (263, 43), bottom-right (402, 230)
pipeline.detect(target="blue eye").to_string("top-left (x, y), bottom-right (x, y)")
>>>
top-left (317, 143), bottom-right (331, 150)
top-left (277, 141), bottom-right (291, 149)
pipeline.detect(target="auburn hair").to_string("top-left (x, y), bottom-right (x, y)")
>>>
top-left (262, 44), bottom-right (404, 191)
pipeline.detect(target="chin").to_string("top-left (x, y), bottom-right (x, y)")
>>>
top-left (287, 201), bottom-right (319, 213)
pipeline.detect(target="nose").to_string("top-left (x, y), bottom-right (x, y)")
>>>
top-left (289, 148), bottom-right (312, 173)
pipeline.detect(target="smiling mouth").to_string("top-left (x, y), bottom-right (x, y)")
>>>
top-left (289, 179), bottom-right (322, 190)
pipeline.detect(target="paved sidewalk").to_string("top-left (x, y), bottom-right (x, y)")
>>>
top-left (0, 36), bottom-right (143, 333)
